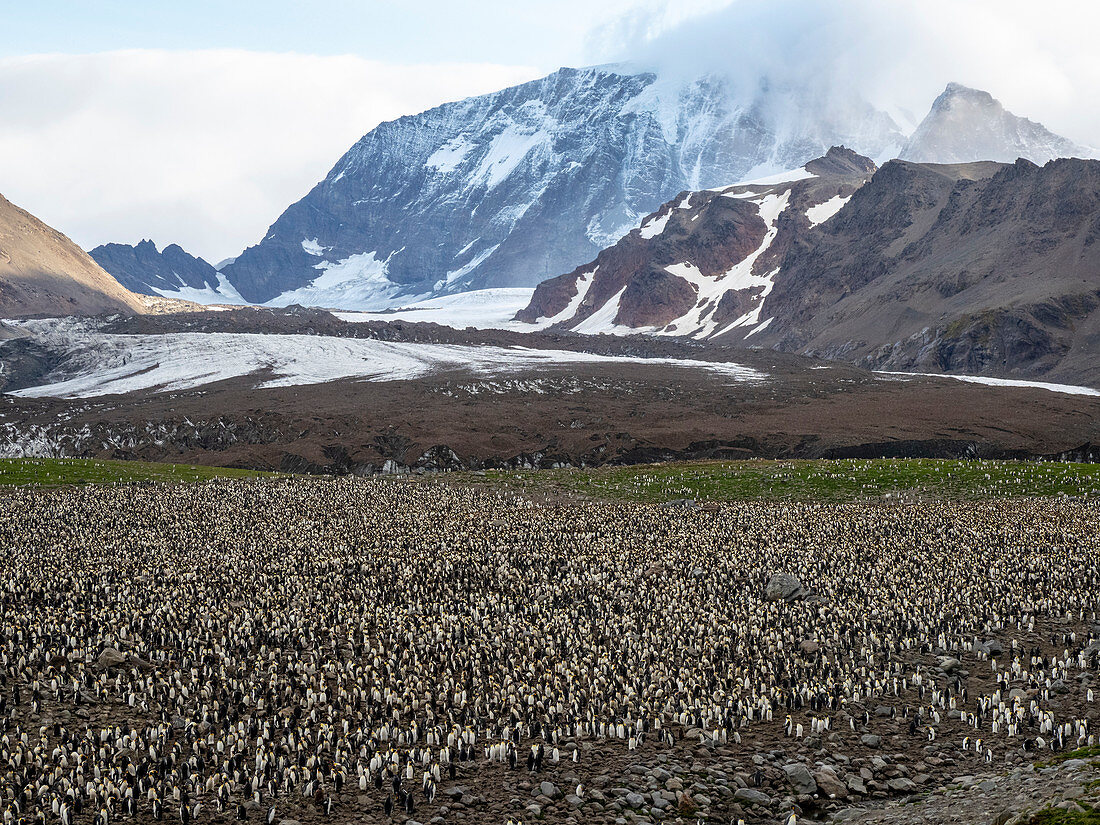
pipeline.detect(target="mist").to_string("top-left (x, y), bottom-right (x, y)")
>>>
top-left (593, 0), bottom-right (1100, 147)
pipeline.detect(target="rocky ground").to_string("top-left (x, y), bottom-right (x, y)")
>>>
top-left (2, 312), bottom-right (1100, 471)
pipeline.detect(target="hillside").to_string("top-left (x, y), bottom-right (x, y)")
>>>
top-left (0, 193), bottom-right (146, 318)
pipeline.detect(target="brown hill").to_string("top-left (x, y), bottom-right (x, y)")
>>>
top-left (0, 192), bottom-right (146, 318)
top-left (516, 149), bottom-right (1100, 386)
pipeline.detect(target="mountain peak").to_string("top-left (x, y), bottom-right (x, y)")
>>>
top-left (89, 239), bottom-right (222, 297)
top-left (940, 82), bottom-right (991, 100)
top-left (805, 146), bottom-right (878, 178)
top-left (900, 84), bottom-right (1089, 165)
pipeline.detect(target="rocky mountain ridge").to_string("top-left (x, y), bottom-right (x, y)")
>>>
top-left (517, 147), bottom-right (1100, 386)
top-left (88, 240), bottom-right (238, 302)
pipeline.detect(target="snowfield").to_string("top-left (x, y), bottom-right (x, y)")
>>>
top-left (6, 319), bottom-right (767, 399)
top-left (333, 288), bottom-right (535, 330)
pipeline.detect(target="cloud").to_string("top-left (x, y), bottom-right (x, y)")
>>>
top-left (0, 50), bottom-right (540, 263)
top-left (598, 0), bottom-right (1100, 146)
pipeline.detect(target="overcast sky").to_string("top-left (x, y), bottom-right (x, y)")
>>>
top-left (2, 0), bottom-right (1098, 263)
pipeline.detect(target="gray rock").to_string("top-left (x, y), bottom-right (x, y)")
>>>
top-left (96, 647), bottom-right (127, 669)
top-left (861, 734), bottom-right (882, 748)
top-left (625, 792), bottom-right (645, 809)
top-left (766, 573), bottom-right (807, 602)
top-left (733, 788), bottom-right (770, 804)
top-left (783, 763), bottom-right (818, 795)
top-left (540, 781), bottom-right (560, 799)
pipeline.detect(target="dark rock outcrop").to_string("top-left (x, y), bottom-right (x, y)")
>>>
top-left (89, 240), bottom-right (222, 297)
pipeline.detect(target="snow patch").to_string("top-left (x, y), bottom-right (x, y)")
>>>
top-left (744, 317), bottom-right (773, 338)
top-left (442, 244), bottom-right (500, 287)
top-left (301, 238), bottom-right (326, 256)
top-left (472, 126), bottom-right (548, 191)
top-left (805, 194), bottom-right (851, 227)
top-left (572, 286), bottom-right (645, 336)
top-left (656, 189), bottom-right (792, 340)
top-left (639, 211), bottom-right (672, 240)
top-left (427, 136), bottom-right (475, 173)
top-left (878, 371), bottom-right (1100, 397)
top-left (734, 166), bottom-right (816, 187)
top-left (150, 273), bottom-right (248, 306)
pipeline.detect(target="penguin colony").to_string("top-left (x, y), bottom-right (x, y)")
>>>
top-left (0, 477), bottom-right (1097, 825)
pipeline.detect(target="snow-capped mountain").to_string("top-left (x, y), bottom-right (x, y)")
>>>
top-left (218, 65), bottom-right (904, 309)
top-left (899, 83), bottom-right (1091, 164)
top-left (90, 77), bottom-right (1090, 314)
top-left (88, 240), bottom-right (245, 304)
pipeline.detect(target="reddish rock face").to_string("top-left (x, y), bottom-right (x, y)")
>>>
top-left (517, 146), bottom-right (876, 334)
top-left (516, 193), bottom-right (770, 328)
top-left (518, 144), bottom-right (1100, 388)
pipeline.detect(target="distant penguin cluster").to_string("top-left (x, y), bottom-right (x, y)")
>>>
top-left (0, 478), bottom-right (1095, 825)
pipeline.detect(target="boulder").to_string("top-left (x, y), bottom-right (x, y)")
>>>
top-left (539, 781), bottom-right (559, 799)
top-left (96, 647), bottom-right (127, 669)
top-left (733, 788), bottom-right (771, 805)
top-left (766, 573), bottom-right (807, 602)
top-left (782, 763), bottom-right (818, 795)
top-left (814, 769), bottom-right (848, 799)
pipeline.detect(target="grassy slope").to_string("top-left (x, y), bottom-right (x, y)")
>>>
top-left (3, 456), bottom-right (1099, 501)
top-left (453, 458), bottom-right (1100, 504)
top-left (0, 457), bottom-right (272, 487)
